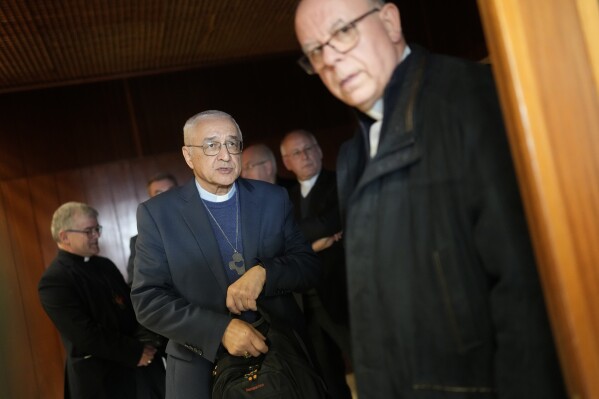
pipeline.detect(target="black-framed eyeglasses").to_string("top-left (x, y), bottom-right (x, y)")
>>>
top-left (298, 8), bottom-right (380, 75)
top-left (242, 159), bottom-right (269, 171)
top-left (283, 145), bottom-right (317, 160)
top-left (186, 140), bottom-right (243, 156)
top-left (65, 225), bottom-right (103, 238)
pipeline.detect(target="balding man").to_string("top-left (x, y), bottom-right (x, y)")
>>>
top-left (281, 129), bottom-right (351, 399)
top-left (294, 0), bottom-right (566, 397)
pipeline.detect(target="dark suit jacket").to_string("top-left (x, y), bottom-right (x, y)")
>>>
top-left (288, 169), bottom-right (349, 325)
top-left (131, 178), bottom-right (321, 399)
top-left (38, 250), bottom-right (153, 399)
top-left (126, 235), bottom-right (137, 285)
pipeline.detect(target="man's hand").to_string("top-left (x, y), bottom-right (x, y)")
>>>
top-left (226, 265), bottom-right (266, 315)
top-left (137, 344), bottom-right (157, 367)
top-left (222, 318), bottom-right (268, 358)
top-left (312, 231), bottom-right (343, 252)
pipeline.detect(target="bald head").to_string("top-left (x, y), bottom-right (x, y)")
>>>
top-left (241, 144), bottom-right (278, 184)
top-left (280, 130), bottom-right (323, 181)
top-left (295, 0), bottom-right (405, 112)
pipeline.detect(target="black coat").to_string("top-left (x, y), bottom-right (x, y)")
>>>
top-left (337, 46), bottom-right (566, 398)
top-left (288, 169), bottom-right (349, 325)
top-left (38, 250), bottom-right (162, 399)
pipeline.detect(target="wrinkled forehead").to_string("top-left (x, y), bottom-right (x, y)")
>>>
top-left (295, 0), bottom-right (367, 45)
top-left (71, 212), bottom-right (98, 228)
top-left (194, 116), bottom-right (241, 141)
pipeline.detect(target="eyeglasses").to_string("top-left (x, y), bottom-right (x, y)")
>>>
top-left (186, 140), bottom-right (243, 156)
top-left (242, 159), bottom-right (269, 171)
top-left (65, 225), bottom-right (103, 238)
top-left (283, 145), bottom-right (317, 160)
top-left (298, 8), bottom-right (380, 75)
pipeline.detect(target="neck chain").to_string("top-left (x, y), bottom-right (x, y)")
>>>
top-left (201, 190), bottom-right (246, 276)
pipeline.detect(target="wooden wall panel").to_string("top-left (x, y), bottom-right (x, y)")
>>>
top-left (1, 179), bottom-right (62, 398)
top-left (55, 169), bottom-right (89, 205)
top-left (81, 165), bottom-right (128, 274)
top-left (0, 186), bottom-right (24, 399)
top-left (478, 0), bottom-right (599, 397)
top-left (29, 175), bottom-right (63, 268)
top-left (101, 161), bottom-right (139, 278)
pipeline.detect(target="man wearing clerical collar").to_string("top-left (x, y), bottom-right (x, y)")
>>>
top-left (131, 110), bottom-right (322, 399)
top-left (38, 201), bottom-right (163, 399)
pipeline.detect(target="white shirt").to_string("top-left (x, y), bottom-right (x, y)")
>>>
top-left (196, 180), bottom-right (236, 202)
top-left (299, 172), bottom-right (319, 198)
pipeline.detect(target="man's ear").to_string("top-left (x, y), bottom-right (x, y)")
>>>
top-left (182, 146), bottom-right (194, 169)
top-left (379, 2), bottom-right (403, 43)
top-left (58, 230), bottom-right (69, 244)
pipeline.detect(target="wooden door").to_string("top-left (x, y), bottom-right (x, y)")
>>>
top-left (477, 0), bottom-right (599, 397)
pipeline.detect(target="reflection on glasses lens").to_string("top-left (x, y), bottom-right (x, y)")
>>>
top-left (298, 8), bottom-right (380, 75)
top-left (187, 140), bottom-right (243, 156)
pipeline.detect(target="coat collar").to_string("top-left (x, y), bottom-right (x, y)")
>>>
top-left (179, 178), bottom-right (261, 293)
top-left (351, 45), bottom-right (428, 195)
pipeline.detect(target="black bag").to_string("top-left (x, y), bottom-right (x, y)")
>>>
top-left (211, 314), bottom-right (329, 399)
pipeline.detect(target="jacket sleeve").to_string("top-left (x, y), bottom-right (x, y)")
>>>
top-left (297, 175), bottom-right (342, 242)
top-left (257, 187), bottom-right (322, 296)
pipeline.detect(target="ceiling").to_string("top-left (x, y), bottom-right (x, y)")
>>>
top-left (0, 0), bottom-right (301, 94)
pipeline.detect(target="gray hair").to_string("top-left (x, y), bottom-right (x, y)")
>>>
top-left (183, 110), bottom-right (243, 145)
top-left (51, 202), bottom-right (98, 242)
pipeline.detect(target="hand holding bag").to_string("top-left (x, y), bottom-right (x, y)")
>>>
top-left (211, 309), bottom-right (329, 399)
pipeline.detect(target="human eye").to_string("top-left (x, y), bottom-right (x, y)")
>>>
top-left (204, 142), bottom-right (217, 150)
top-left (307, 44), bottom-right (325, 60)
top-left (332, 23), bottom-right (355, 42)
top-left (226, 141), bottom-right (240, 150)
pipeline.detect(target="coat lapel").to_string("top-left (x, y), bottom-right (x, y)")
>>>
top-left (352, 48), bottom-right (427, 195)
top-left (179, 180), bottom-right (229, 294)
top-left (238, 179), bottom-right (261, 268)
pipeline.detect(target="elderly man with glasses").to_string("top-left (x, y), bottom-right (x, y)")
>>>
top-left (38, 201), bottom-right (164, 399)
top-left (294, 0), bottom-right (566, 398)
top-left (130, 110), bottom-right (322, 398)
top-left (240, 143), bottom-right (295, 189)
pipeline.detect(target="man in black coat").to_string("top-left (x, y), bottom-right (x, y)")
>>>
top-left (294, 0), bottom-right (567, 398)
top-left (38, 201), bottom-right (164, 399)
top-left (281, 129), bottom-right (352, 399)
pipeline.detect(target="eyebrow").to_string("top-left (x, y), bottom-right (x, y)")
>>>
top-left (203, 135), bottom-right (240, 141)
top-left (301, 18), bottom-right (347, 51)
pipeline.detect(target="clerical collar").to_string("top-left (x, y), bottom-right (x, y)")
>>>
top-left (364, 45), bottom-right (412, 121)
top-left (196, 180), bottom-right (237, 202)
top-left (299, 172), bottom-right (319, 198)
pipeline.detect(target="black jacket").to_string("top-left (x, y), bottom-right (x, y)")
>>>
top-left (288, 169), bottom-right (349, 325)
top-left (38, 250), bottom-right (162, 398)
top-left (337, 45), bottom-right (566, 398)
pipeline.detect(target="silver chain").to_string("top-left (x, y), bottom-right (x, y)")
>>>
top-left (201, 190), bottom-right (239, 253)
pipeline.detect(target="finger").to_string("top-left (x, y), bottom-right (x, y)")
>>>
top-left (246, 297), bottom-right (258, 311)
top-left (226, 294), bottom-right (241, 315)
top-left (250, 336), bottom-right (269, 355)
top-left (235, 297), bottom-right (246, 312)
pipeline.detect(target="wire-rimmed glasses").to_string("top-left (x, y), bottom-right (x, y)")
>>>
top-left (297, 8), bottom-right (380, 75)
top-left (186, 140), bottom-right (243, 156)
